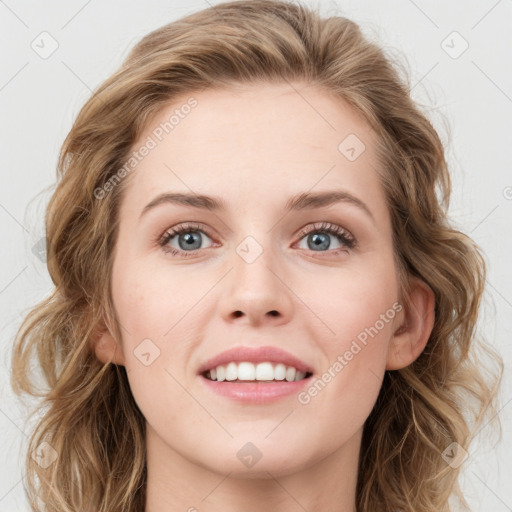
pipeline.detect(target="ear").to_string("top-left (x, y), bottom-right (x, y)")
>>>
top-left (386, 276), bottom-right (435, 370)
top-left (91, 319), bottom-right (126, 366)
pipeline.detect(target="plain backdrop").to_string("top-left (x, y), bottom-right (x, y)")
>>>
top-left (1, 1), bottom-right (511, 510)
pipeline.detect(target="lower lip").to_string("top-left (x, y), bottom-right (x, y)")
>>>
top-left (199, 375), bottom-right (312, 404)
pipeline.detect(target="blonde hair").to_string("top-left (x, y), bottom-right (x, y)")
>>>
top-left (11, 1), bottom-right (503, 511)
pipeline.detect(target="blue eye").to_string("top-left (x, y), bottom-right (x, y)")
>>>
top-left (158, 221), bottom-right (356, 258)
top-left (295, 222), bottom-right (356, 252)
top-left (159, 223), bottom-right (214, 257)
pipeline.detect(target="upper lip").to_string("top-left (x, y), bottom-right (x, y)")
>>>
top-left (197, 346), bottom-right (314, 375)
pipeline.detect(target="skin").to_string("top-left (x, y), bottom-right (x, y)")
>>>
top-left (94, 82), bottom-right (435, 512)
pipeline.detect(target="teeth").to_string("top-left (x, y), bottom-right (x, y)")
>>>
top-left (205, 361), bottom-right (309, 382)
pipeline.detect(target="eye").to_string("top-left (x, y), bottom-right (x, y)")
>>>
top-left (158, 223), bottom-right (214, 257)
top-left (158, 221), bottom-right (357, 258)
top-left (295, 222), bottom-right (356, 254)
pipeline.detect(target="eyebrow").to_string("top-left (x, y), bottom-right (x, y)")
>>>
top-left (139, 190), bottom-right (375, 224)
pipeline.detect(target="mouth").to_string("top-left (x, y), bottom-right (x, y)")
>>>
top-left (200, 361), bottom-right (314, 383)
top-left (198, 353), bottom-right (315, 403)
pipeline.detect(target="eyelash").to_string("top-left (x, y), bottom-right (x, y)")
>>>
top-left (158, 221), bottom-right (357, 258)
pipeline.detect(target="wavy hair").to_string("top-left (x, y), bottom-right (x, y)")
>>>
top-left (11, 1), bottom-right (503, 511)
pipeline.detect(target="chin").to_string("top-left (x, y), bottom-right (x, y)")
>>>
top-left (195, 442), bottom-right (313, 479)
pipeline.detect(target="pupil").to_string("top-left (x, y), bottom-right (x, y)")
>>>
top-left (180, 232), bottom-right (201, 250)
top-left (309, 233), bottom-right (330, 251)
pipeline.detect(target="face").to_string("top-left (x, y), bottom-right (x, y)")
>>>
top-left (102, 82), bottom-right (406, 478)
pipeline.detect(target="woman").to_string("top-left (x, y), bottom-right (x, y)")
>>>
top-left (11, 1), bottom-right (502, 511)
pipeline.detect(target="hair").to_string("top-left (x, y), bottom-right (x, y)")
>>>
top-left (11, 1), bottom-right (503, 511)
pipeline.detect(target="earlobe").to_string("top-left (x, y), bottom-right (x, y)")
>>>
top-left (386, 277), bottom-right (435, 371)
top-left (91, 322), bottom-right (126, 366)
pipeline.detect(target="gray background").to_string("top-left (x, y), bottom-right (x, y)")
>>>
top-left (1, 1), bottom-right (511, 510)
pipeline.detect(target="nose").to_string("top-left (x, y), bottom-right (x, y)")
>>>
top-left (217, 240), bottom-right (295, 327)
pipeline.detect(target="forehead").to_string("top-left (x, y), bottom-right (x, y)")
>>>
top-left (120, 82), bottom-right (387, 222)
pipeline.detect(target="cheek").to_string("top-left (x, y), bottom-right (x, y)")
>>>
top-left (310, 265), bottom-right (399, 386)
top-left (110, 263), bottom-right (178, 382)
top-left (313, 262), bottom-right (399, 338)
top-left (112, 259), bottom-right (193, 339)
top-left (298, 279), bottom-right (397, 443)
top-left (111, 260), bottom-right (209, 379)
top-left (110, 267), bottom-right (190, 421)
